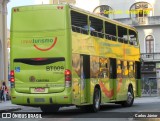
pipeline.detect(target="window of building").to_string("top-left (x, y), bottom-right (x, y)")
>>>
top-left (130, 2), bottom-right (153, 24)
top-left (130, 2), bottom-right (153, 18)
top-left (93, 5), bottom-right (114, 19)
top-left (146, 35), bottom-right (154, 53)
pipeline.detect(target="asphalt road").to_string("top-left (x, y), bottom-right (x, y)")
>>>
top-left (1, 98), bottom-right (160, 121)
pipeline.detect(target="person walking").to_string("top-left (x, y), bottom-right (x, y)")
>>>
top-left (1, 82), bottom-right (7, 102)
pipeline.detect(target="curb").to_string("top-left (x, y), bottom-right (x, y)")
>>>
top-left (0, 108), bottom-right (22, 113)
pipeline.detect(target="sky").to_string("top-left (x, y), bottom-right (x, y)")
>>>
top-left (7, 0), bottom-right (47, 29)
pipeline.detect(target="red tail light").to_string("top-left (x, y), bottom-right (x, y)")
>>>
top-left (10, 77), bottom-right (15, 83)
top-left (11, 70), bottom-right (14, 76)
top-left (13, 8), bottom-right (19, 12)
top-left (10, 70), bottom-right (15, 82)
top-left (65, 69), bottom-right (72, 87)
top-left (57, 6), bottom-right (64, 9)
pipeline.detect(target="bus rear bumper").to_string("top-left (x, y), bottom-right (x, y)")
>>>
top-left (11, 89), bottom-right (72, 106)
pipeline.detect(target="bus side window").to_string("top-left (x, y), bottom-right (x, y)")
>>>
top-left (71, 10), bottom-right (88, 35)
top-left (129, 29), bottom-right (138, 46)
top-left (127, 61), bottom-right (129, 76)
top-left (117, 60), bottom-right (122, 78)
top-left (89, 17), bottom-right (104, 38)
top-left (118, 26), bottom-right (128, 44)
top-left (123, 61), bottom-right (128, 78)
top-left (129, 62), bottom-right (134, 78)
top-left (99, 58), bottom-right (108, 78)
top-left (90, 56), bottom-right (99, 78)
top-left (105, 21), bottom-right (117, 41)
top-left (72, 54), bottom-right (81, 77)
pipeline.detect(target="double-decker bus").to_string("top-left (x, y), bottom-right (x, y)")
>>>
top-left (10, 4), bottom-right (141, 113)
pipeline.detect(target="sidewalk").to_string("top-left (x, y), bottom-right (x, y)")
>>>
top-left (134, 96), bottom-right (160, 104)
top-left (0, 101), bottom-right (21, 113)
top-left (0, 97), bottom-right (160, 112)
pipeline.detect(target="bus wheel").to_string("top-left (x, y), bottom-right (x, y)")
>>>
top-left (90, 87), bottom-right (101, 112)
top-left (122, 86), bottom-right (134, 107)
top-left (40, 105), bottom-right (59, 113)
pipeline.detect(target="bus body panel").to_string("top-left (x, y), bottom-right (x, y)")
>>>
top-left (14, 58), bottom-right (65, 93)
top-left (11, 88), bottom-right (72, 105)
top-left (72, 32), bottom-right (140, 61)
top-left (11, 5), bottom-right (72, 105)
top-left (72, 31), bottom-right (140, 104)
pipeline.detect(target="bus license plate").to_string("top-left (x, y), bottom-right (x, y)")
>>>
top-left (34, 88), bottom-right (45, 92)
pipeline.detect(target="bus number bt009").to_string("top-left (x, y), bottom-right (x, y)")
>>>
top-left (46, 66), bottom-right (64, 71)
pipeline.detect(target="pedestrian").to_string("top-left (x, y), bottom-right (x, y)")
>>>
top-left (83, 20), bottom-right (95, 31)
top-left (1, 81), bottom-right (7, 102)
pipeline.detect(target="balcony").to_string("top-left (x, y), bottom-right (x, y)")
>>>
top-left (115, 16), bottom-right (160, 26)
top-left (141, 53), bottom-right (160, 62)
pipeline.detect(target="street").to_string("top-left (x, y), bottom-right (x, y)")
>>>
top-left (1, 97), bottom-right (159, 121)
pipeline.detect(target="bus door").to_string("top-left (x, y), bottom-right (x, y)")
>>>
top-left (80, 55), bottom-right (90, 103)
top-left (135, 61), bottom-right (141, 97)
top-left (109, 58), bottom-right (117, 100)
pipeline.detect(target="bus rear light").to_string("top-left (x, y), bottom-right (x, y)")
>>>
top-left (65, 69), bottom-right (72, 87)
top-left (10, 70), bottom-right (15, 87)
top-left (65, 77), bottom-right (71, 81)
top-left (65, 69), bottom-right (71, 75)
top-left (14, 8), bottom-right (19, 12)
top-left (10, 77), bottom-right (15, 83)
top-left (14, 8), bottom-right (17, 12)
top-left (11, 70), bottom-right (14, 76)
top-left (57, 6), bottom-right (64, 9)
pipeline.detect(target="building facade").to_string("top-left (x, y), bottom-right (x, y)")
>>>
top-left (0, 0), bottom-right (9, 86)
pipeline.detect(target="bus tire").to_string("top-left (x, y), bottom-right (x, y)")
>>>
top-left (40, 105), bottom-right (59, 113)
top-left (121, 86), bottom-right (134, 107)
top-left (89, 87), bottom-right (101, 112)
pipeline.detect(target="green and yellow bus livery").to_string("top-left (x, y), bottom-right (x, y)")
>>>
top-left (10, 4), bottom-right (141, 112)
